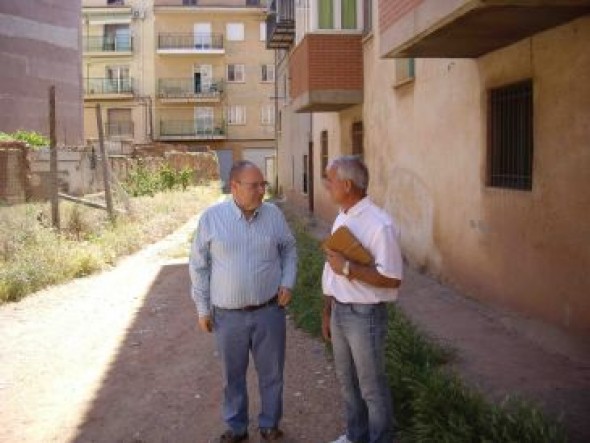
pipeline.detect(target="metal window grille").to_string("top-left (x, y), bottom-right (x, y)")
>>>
top-left (352, 121), bottom-right (363, 159)
top-left (303, 154), bottom-right (309, 194)
top-left (488, 79), bottom-right (534, 190)
top-left (320, 130), bottom-right (328, 177)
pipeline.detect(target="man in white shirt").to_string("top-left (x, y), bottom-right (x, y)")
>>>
top-left (322, 156), bottom-right (403, 443)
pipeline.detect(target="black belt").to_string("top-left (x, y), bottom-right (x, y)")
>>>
top-left (223, 294), bottom-right (279, 312)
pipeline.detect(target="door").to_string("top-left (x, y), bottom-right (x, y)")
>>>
top-left (265, 156), bottom-right (276, 191)
top-left (195, 107), bottom-right (213, 135)
top-left (194, 23), bottom-right (211, 49)
top-left (194, 64), bottom-right (212, 93)
top-left (308, 141), bottom-right (314, 212)
top-left (216, 149), bottom-right (233, 193)
top-left (106, 66), bottom-right (130, 93)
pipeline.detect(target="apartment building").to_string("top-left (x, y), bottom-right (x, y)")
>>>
top-left (82, 0), bottom-right (275, 187)
top-left (0, 0), bottom-right (83, 144)
top-left (268, 0), bottom-right (590, 336)
top-left (82, 0), bottom-right (154, 145)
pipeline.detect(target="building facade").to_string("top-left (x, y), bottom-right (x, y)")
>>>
top-left (82, 0), bottom-right (275, 187)
top-left (0, 0), bottom-right (83, 144)
top-left (269, 0), bottom-right (590, 336)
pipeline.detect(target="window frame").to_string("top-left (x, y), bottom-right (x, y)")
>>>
top-left (227, 104), bottom-right (247, 125)
top-left (261, 64), bottom-right (275, 83)
top-left (226, 64), bottom-right (246, 83)
top-left (226, 23), bottom-right (245, 41)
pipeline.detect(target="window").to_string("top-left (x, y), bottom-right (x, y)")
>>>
top-left (320, 130), bottom-right (329, 177)
top-left (261, 64), bottom-right (275, 82)
top-left (107, 0), bottom-right (124, 5)
top-left (260, 22), bottom-right (266, 41)
top-left (261, 105), bottom-right (274, 125)
top-left (106, 108), bottom-right (132, 137)
top-left (183, 0), bottom-right (197, 5)
top-left (103, 24), bottom-right (130, 51)
top-left (352, 121), bottom-right (363, 159)
top-left (318, 0), bottom-right (334, 29)
top-left (488, 80), bottom-right (534, 190)
top-left (303, 154), bottom-right (309, 194)
top-left (341, 0), bottom-right (357, 29)
top-left (317, 0), bottom-right (358, 30)
top-left (362, 0), bottom-right (372, 35)
top-left (105, 65), bottom-right (130, 93)
top-left (227, 64), bottom-right (245, 82)
top-left (227, 105), bottom-right (247, 125)
top-left (394, 58), bottom-right (415, 87)
top-left (227, 23), bottom-right (244, 41)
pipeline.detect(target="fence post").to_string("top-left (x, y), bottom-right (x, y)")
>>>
top-left (49, 86), bottom-right (60, 229)
top-left (95, 103), bottom-right (115, 222)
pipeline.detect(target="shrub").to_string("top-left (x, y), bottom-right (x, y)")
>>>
top-left (0, 130), bottom-right (49, 148)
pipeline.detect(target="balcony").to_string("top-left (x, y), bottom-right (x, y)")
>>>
top-left (83, 35), bottom-right (133, 55)
top-left (154, 0), bottom-right (266, 7)
top-left (379, 0), bottom-right (590, 58)
top-left (157, 33), bottom-right (225, 54)
top-left (106, 121), bottom-right (134, 139)
top-left (159, 119), bottom-right (227, 141)
top-left (84, 78), bottom-right (134, 99)
top-left (266, 0), bottom-right (295, 49)
top-left (289, 34), bottom-right (363, 113)
top-left (158, 79), bottom-right (224, 103)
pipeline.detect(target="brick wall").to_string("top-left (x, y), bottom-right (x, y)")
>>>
top-left (290, 34), bottom-right (363, 99)
top-left (379, 0), bottom-right (424, 33)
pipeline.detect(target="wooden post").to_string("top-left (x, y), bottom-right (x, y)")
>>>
top-left (49, 86), bottom-right (60, 229)
top-left (95, 104), bottom-right (115, 221)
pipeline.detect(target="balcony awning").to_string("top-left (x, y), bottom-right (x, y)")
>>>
top-left (381, 0), bottom-right (590, 58)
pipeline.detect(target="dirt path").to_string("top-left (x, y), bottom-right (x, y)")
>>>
top-left (0, 214), bottom-right (343, 443)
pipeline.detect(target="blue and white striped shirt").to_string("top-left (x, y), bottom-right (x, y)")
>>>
top-left (189, 199), bottom-right (297, 317)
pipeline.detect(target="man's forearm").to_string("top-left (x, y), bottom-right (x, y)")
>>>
top-left (323, 295), bottom-right (334, 313)
top-left (348, 262), bottom-right (401, 289)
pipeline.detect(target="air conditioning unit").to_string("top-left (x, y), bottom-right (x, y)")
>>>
top-left (131, 8), bottom-right (145, 20)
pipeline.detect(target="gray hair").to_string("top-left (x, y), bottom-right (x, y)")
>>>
top-left (229, 160), bottom-right (258, 181)
top-left (327, 155), bottom-right (369, 190)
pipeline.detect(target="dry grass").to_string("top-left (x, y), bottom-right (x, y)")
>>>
top-left (0, 185), bottom-right (220, 303)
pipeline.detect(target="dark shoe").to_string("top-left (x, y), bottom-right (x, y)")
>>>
top-left (259, 428), bottom-right (283, 441)
top-left (218, 429), bottom-right (248, 443)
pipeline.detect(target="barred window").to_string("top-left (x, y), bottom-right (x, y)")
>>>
top-left (488, 80), bottom-right (534, 190)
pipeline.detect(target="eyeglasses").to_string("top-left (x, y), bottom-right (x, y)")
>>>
top-left (237, 181), bottom-right (269, 190)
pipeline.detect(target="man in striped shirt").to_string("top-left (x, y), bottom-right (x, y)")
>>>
top-left (189, 161), bottom-right (297, 443)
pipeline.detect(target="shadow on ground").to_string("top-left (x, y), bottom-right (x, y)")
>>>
top-left (71, 263), bottom-right (223, 443)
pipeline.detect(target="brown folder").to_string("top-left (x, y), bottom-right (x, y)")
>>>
top-left (322, 226), bottom-right (373, 266)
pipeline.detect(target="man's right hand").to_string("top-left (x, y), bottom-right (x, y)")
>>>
top-left (198, 316), bottom-right (213, 333)
top-left (321, 309), bottom-right (331, 342)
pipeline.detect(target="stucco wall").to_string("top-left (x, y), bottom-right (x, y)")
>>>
top-left (0, 0), bottom-right (83, 144)
top-left (363, 15), bottom-right (590, 335)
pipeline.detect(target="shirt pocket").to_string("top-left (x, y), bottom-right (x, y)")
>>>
top-left (255, 234), bottom-right (277, 262)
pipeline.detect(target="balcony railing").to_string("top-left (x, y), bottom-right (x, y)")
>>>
top-left (157, 33), bottom-right (224, 52)
top-left (159, 119), bottom-right (226, 139)
top-left (158, 78), bottom-right (224, 100)
top-left (266, 0), bottom-right (295, 49)
top-left (106, 121), bottom-right (134, 138)
top-left (83, 35), bottom-right (133, 53)
top-left (84, 78), bottom-right (134, 95)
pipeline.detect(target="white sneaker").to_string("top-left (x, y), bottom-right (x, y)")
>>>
top-left (329, 435), bottom-right (353, 443)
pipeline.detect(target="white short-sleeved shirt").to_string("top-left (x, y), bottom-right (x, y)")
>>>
top-left (322, 197), bottom-right (403, 304)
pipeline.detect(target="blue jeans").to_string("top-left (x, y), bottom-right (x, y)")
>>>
top-left (213, 303), bottom-right (286, 435)
top-left (331, 301), bottom-right (395, 443)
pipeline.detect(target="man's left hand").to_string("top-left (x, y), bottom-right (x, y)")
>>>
top-left (278, 286), bottom-right (292, 307)
top-left (325, 248), bottom-right (346, 275)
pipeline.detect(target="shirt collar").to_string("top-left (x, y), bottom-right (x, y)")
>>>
top-left (230, 198), bottom-right (262, 220)
top-left (341, 196), bottom-right (370, 217)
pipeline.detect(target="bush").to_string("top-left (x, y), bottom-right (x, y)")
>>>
top-left (288, 227), bottom-right (566, 443)
top-left (0, 130), bottom-right (49, 148)
top-left (124, 162), bottom-right (199, 197)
